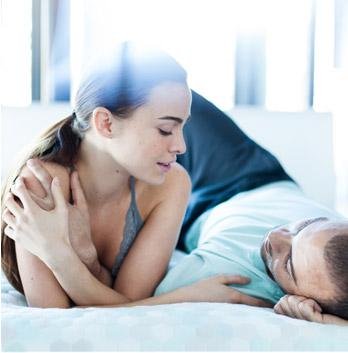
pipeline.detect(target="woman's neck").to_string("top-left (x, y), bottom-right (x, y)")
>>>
top-left (74, 139), bottom-right (131, 206)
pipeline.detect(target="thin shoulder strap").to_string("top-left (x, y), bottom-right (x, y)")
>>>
top-left (111, 176), bottom-right (143, 279)
top-left (129, 175), bottom-right (136, 201)
top-left (129, 176), bottom-right (143, 223)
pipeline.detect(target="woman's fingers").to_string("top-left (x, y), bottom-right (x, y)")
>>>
top-left (51, 177), bottom-right (67, 211)
top-left (4, 194), bottom-right (22, 218)
top-left (214, 275), bottom-right (272, 307)
top-left (26, 159), bottom-right (52, 194)
top-left (4, 225), bottom-right (15, 240)
top-left (10, 178), bottom-right (36, 211)
top-left (70, 171), bottom-right (87, 210)
top-left (2, 208), bottom-right (16, 228)
top-left (234, 291), bottom-right (273, 308)
top-left (26, 159), bottom-right (55, 210)
top-left (218, 275), bottom-right (250, 285)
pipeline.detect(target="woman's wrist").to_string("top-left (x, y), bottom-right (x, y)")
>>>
top-left (88, 257), bottom-right (102, 277)
top-left (45, 241), bottom-right (77, 272)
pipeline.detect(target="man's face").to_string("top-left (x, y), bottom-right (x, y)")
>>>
top-left (260, 217), bottom-right (348, 303)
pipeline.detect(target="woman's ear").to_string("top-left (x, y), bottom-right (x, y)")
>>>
top-left (91, 107), bottom-right (114, 138)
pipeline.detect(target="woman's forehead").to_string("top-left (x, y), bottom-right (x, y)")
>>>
top-left (146, 84), bottom-right (191, 117)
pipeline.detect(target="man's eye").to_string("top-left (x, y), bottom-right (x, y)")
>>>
top-left (158, 129), bottom-right (172, 136)
top-left (284, 253), bottom-right (291, 275)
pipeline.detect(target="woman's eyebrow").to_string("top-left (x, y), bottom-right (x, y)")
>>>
top-left (158, 115), bottom-right (191, 124)
top-left (158, 116), bottom-right (183, 123)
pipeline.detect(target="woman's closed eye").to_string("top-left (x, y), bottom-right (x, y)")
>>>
top-left (158, 128), bottom-right (173, 136)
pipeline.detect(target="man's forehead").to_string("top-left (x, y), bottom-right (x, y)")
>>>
top-left (294, 237), bottom-right (337, 300)
top-left (312, 220), bottom-right (348, 238)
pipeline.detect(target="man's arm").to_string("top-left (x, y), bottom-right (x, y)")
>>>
top-left (274, 295), bottom-right (348, 326)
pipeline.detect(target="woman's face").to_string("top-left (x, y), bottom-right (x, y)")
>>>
top-left (109, 82), bottom-right (191, 184)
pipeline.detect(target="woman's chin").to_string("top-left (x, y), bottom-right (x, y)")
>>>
top-left (150, 175), bottom-right (166, 185)
top-left (138, 172), bottom-right (166, 186)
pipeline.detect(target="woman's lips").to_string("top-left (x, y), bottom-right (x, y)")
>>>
top-left (157, 162), bottom-right (171, 173)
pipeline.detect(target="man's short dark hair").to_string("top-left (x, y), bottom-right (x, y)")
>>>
top-left (320, 234), bottom-right (348, 319)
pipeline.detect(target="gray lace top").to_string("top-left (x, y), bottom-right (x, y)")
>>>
top-left (111, 176), bottom-right (144, 279)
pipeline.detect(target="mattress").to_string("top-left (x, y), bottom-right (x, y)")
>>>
top-left (2, 258), bottom-right (347, 352)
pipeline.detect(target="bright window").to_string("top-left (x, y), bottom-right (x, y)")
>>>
top-left (1, 0), bottom-right (32, 107)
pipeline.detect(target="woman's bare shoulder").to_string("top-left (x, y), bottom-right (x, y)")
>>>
top-left (137, 163), bottom-right (191, 216)
top-left (19, 161), bottom-right (71, 200)
top-left (141, 162), bottom-right (190, 193)
top-left (162, 162), bottom-right (191, 191)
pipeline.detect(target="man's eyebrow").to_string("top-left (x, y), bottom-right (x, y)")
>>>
top-left (289, 247), bottom-right (298, 286)
top-left (297, 217), bottom-right (328, 233)
top-left (158, 115), bottom-right (191, 124)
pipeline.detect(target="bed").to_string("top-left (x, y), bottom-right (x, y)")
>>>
top-left (2, 105), bottom-right (347, 351)
top-left (2, 253), bottom-right (348, 351)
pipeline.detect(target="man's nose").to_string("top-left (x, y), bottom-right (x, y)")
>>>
top-left (268, 228), bottom-right (292, 253)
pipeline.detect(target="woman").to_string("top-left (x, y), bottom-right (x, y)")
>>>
top-left (1, 42), bottom-right (269, 308)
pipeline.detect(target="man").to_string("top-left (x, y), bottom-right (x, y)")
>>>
top-left (155, 179), bottom-right (348, 325)
top-left (168, 91), bottom-right (347, 324)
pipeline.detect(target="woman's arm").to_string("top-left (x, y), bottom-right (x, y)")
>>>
top-left (21, 159), bottom-right (191, 300)
top-left (7, 163), bottom-right (72, 308)
top-left (5, 174), bottom-right (271, 308)
top-left (114, 163), bottom-right (191, 300)
top-left (4, 173), bottom-right (131, 306)
top-left (77, 275), bottom-right (273, 308)
top-left (23, 159), bottom-right (113, 287)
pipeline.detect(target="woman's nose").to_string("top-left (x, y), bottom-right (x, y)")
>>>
top-left (170, 132), bottom-right (186, 155)
top-left (268, 228), bottom-right (292, 253)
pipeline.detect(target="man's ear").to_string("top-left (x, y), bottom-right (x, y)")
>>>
top-left (91, 107), bottom-right (115, 138)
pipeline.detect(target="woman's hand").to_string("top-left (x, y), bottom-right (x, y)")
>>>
top-left (180, 275), bottom-right (273, 307)
top-left (22, 159), bottom-right (56, 211)
top-left (3, 176), bottom-right (71, 267)
top-left (67, 171), bottom-right (98, 269)
top-left (274, 295), bottom-right (348, 326)
top-left (12, 159), bottom-right (98, 270)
